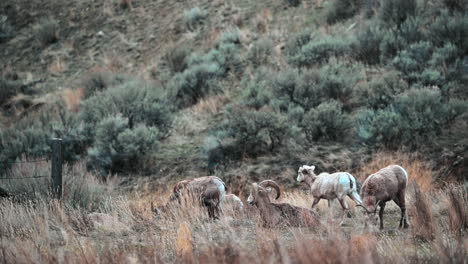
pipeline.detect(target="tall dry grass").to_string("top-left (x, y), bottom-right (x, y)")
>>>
top-left (0, 158), bottom-right (466, 263)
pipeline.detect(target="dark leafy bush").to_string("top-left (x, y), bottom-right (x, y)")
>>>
top-left (220, 105), bottom-right (299, 157)
top-left (379, 0), bottom-right (417, 29)
top-left (0, 78), bottom-right (21, 106)
top-left (379, 17), bottom-right (426, 63)
top-left (301, 100), bottom-right (351, 142)
top-left (392, 41), bottom-right (434, 84)
top-left (285, 0), bottom-right (301, 7)
top-left (288, 35), bottom-right (352, 67)
top-left (354, 26), bottom-right (384, 65)
top-left (241, 67), bottom-right (273, 109)
top-left (285, 30), bottom-right (312, 58)
top-left (356, 87), bottom-right (467, 148)
top-left (270, 61), bottom-right (361, 111)
top-left (442, 0), bottom-right (468, 13)
top-left (81, 72), bottom-right (129, 98)
top-left (35, 18), bottom-right (59, 46)
top-left (167, 63), bottom-right (223, 107)
top-left (428, 11), bottom-right (468, 55)
top-left (326, 0), bottom-right (361, 24)
top-left (164, 44), bottom-right (191, 74)
top-left (354, 71), bottom-right (408, 109)
top-left (87, 115), bottom-right (159, 175)
top-left (430, 43), bottom-right (468, 86)
top-left (183, 7), bottom-right (207, 31)
top-left (167, 34), bottom-right (242, 107)
top-left (0, 15), bottom-right (14, 43)
top-left (80, 80), bottom-right (174, 139)
top-left (247, 38), bottom-right (274, 68)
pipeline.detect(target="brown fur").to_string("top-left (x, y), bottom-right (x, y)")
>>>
top-left (248, 180), bottom-right (322, 228)
top-left (360, 165), bottom-right (409, 230)
top-left (158, 176), bottom-right (227, 219)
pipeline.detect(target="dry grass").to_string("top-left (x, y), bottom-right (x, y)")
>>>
top-left (0, 158), bottom-right (466, 263)
top-left (192, 93), bottom-right (230, 116)
top-left (353, 151), bottom-right (434, 191)
top-left (62, 87), bottom-right (84, 112)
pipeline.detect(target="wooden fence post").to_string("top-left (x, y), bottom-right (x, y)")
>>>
top-left (51, 138), bottom-right (63, 199)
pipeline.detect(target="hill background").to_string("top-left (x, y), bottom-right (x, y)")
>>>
top-left (1, 0), bottom-right (467, 193)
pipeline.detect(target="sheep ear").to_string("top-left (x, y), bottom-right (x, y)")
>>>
top-left (311, 165), bottom-right (315, 171)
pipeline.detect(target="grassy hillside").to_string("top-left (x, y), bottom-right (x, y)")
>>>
top-left (0, 0), bottom-right (467, 262)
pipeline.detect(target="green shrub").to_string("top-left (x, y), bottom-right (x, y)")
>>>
top-left (326, 0), bottom-right (361, 24)
top-left (379, 0), bottom-right (417, 29)
top-left (301, 100), bottom-right (351, 142)
top-left (80, 80), bottom-right (174, 138)
top-left (247, 38), bottom-right (274, 68)
top-left (392, 41), bottom-right (435, 84)
top-left (316, 61), bottom-right (361, 107)
top-left (167, 35), bottom-right (242, 107)
top-left (284, 30), bottom-right (312, 58)
top-left (220, 105), bottom-right (298, 157)
top-left (241, 67), bottom-right (273, 109)
top-left (0, 15), bottom-right (14, 43)
top-left (218, 29), bottom-right (241, 45)
top-left (354, 26), bottom-right (383, 65)
top-left (442, 0), bottom-right (468, 13)
top-left (285, 0), bottom-right (301, 7)
top-left (270, 61), bottom-right (361, 111)
top-left (183, 7), bottom-right (206, 31)
top-left (164, 45), bottom-right (191, 74)
top-left (81, 72), bottom-right (129, 98)
top-left (166, 63), bottom-right (223, 107)
top-left (430, 43), bottom-right (468, 85)
top-left (0, 78), bottom-right (21, 106)
top-left (288, 34), bottom-right (352, 67)
top-left (354, 71), bottom-right (408, 109)
top-left (429, 11), bottom-right (468, 55)
top-left (356, 87), bottom-right (467, 147)
top-left (35, 18), bottom-right (59, 46)
top-left (87, 115), bottom-right (159, 175)
top-left (355, 107), bottom-right (405, 147)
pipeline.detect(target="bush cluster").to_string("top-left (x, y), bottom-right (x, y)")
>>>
top-left (0, 15), bottom-right (14, 43)
top-left (287, 34), bottom-right (352, 67)
top-left (183, 7), bottom-right (207, 31)
top-left (167, 30), bottom-right (242, 107)
top-left (356, 87), bottom-right (467, 148)
top-left (35, 18), bottom-right (59, 46)
top-left (87, 115), bottom-right (159, 175)
top-left (326, 0), bottom-right (362, 24)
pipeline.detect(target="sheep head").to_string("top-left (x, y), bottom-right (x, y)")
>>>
top-left (247, 180), bottom-right (281, 206)
top-left (357, 197), bottom-right (380, 228)
top-left (297, 165), bottom-right (316, 182)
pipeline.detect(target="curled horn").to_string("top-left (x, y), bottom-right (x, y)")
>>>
top-left (259, 180), bottom-right (281, 200)
top-left (356, 204), bottom-right (372, 214)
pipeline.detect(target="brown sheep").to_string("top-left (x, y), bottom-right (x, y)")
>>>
top-left (359, 165), bottom-right (409, 230)
top-left (154, 176), bottom-right (227, 219)
top-left (247, 180), bottom-right (321, 227)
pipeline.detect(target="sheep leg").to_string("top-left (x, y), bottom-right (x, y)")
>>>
top-left (378, 202), bottom-right (386, 230)
top-left (337, 197), bottom-right (349, 226)
top-left (311, 197), bottom-right (321, 209)
top-left (395, 192), bottom-right (409, 229)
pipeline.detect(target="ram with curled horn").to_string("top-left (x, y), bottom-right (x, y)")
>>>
top-left (247, 180), bottom-right (322, 227)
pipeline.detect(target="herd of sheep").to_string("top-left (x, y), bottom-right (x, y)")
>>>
top-left (154, 164), bottom-right (410, 230)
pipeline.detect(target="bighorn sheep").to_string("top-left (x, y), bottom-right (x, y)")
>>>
top-left (297, 165), bottom-right (362, 224)
top-left (359, 165), bottom-right (409, 230)
top-left (222, 193), bottom-right (244, 210)
top-left (154, 176), bottom-right (227, 219)
top-left (247, 180), bottom-right (321, 227)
